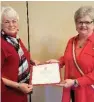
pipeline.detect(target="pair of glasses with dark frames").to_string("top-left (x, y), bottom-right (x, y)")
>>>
top-left (77, 20), bottom-right (94, 25)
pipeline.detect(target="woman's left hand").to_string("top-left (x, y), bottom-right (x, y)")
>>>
top-left (56, 79), bottom-right (75, 88)
top-left (33, 60), bottom-right (40, 65)
top-left (30, 60), bottom-right (40, 65)
top-left (62, 79), bottom-right (75, 88)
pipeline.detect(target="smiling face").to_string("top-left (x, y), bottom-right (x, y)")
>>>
top-left (2, 15), bottom-right (19, 36)
top-left (75, 15), bottom-right (94, 37)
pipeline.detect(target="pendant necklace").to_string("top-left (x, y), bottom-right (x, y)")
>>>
top-left (78, 40), bottom-right (86, 48)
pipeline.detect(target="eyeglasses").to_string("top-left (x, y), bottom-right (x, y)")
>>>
top-left (77, 21), bottom-right (94, 25)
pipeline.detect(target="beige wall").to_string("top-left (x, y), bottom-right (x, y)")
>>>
top-left (29, 1), bottom-right (94, 62)
top-left (1, 1), bottom-right (94, 102)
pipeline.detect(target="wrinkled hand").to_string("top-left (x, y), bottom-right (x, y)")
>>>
top-left (30, 60), bottom-right (40, 65)
top-left (18, 83), bottom-right (33, 94)
top-left (56, 79), bottom-right (75, 88)
top-left (62, 79), bottom-right (75, 88)
top-left (56, 80), bottom-right (66, 87)
top-left (33, 60), bottom-right (40, 65)
top-left (46, 59), bottom-right (59, 63)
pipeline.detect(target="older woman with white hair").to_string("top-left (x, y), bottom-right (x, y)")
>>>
top-left (47, 6), bottom-right (94, 102)
top-left (1, 6), bottom-right (35, 102)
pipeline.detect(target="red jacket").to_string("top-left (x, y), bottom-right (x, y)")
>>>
top-left (1, 37), bottom-right (31, 102)
top-left (59, 33), bottom-right (94, 102)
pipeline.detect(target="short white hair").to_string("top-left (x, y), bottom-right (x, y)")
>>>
top-left (1, 6), bottom-right (19, 24)
top-left (74, 6), bottom-right (94, 22)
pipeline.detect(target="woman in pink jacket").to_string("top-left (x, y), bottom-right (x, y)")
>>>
top-left (48, 6), bottom-right (94, 102)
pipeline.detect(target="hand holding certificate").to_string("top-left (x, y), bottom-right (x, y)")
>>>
top-left (31, 63), bottom-right (61, 85)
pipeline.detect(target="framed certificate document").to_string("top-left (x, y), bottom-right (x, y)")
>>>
top-left (31, 63), bottom-right (61, 85)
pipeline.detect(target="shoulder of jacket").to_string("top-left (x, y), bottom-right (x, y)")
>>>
top-left (68, 36), bottom-right (76, 44)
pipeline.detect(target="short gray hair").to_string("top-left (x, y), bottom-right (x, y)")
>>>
top-left (1, 6), bottom-right (19, 24)
top-left (74, 6), bottom-right (94, 22)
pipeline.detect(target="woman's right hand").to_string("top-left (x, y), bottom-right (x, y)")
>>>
top-left (18, 83), bottom-right (33, 94)
top-left (2, 77), bottom-right (33, 94)
top-left (46, 59), bottom-right (59, 63)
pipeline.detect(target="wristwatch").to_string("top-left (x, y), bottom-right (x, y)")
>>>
top-left (74, 80), bottom-right (78, 87)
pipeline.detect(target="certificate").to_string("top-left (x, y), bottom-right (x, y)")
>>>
top-left (31, 63), bottom-right (61, 85)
